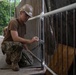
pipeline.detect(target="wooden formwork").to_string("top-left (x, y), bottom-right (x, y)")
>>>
top-left (46, 44), bottom-right (75, 75)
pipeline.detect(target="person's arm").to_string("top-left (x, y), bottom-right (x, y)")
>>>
top-left (11, 30), bottom-right (39, 44)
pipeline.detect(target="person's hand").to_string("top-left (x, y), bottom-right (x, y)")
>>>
top-left (31, 36), bottom-right (39, 43)
top-left (33, 36), bottom-right (39, 41)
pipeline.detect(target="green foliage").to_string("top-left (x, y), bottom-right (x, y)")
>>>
top-left (0, 26), bottom-right (3, 35)
top-left (0, 1), bottom-right (10, 26)
top-left (0, 0), bottom-right (15, 35)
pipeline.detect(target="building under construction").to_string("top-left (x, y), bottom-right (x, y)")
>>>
top-left (0, 0), bottom-right (76, 75)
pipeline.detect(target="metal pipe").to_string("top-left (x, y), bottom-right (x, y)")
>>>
top-left (26, 49), bottom-right (41, 62)
top-left (40, 0), bottom-right (45, 70)
top-left (43, 62), bottom-right (57, 75)
top-left (29, 3), bottom-right (76, 20)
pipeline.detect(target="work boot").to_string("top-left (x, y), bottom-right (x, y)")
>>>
top-left (11, 62), bottom-right (19, 71)
top-left (6, 54), bottom-right (11, 65)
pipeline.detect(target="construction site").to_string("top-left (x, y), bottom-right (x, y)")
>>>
top-left (0, 0), bottom-right (76, 75)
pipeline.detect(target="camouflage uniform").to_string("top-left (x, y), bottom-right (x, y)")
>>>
top-left (1, 41), bottom-right (33, 67)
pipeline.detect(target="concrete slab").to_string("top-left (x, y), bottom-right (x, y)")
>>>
top-left (0, 67), bottom-right (45, 75)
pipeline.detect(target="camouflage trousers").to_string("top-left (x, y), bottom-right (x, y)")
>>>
top-left (1, 41), bottom-right (33, 67)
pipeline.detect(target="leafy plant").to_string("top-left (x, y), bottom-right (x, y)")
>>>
top-left (0, 0), bottom-right (18, 35)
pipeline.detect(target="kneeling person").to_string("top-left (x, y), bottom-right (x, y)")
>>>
top-left (1, 4), bottom-right (39, 71)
